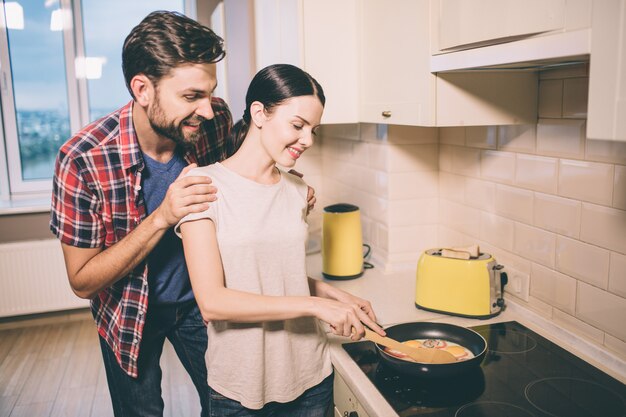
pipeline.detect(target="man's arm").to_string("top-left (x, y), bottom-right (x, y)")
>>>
top-left (62, 164), bottom-right (216, 299)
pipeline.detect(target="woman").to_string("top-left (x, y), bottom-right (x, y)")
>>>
top-left (176, 64), bottom-right (385, 416)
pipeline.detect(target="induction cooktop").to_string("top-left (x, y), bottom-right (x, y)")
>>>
top-left (342, 321), bottom-right (626, 417)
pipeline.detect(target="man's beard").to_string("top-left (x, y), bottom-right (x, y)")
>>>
top-left (148, 96), bottom-right (205, 150)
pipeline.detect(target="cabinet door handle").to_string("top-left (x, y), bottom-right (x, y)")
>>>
top-left (381, 110), bottom-right (391, 118)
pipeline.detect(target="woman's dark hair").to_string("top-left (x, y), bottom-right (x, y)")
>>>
top-left (228, 64), bottom-right (325, 156)
top-left (122, 11), bottom-right (225, 99)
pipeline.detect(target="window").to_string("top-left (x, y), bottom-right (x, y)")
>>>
top-left (81, 0), bottom-right (184, 121)
top-left (0, 0), bottom-right (188, 199)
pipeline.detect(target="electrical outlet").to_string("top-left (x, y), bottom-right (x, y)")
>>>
top-left (503, 266), bottom-right (530, 302)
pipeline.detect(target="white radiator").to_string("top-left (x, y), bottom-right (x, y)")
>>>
top-left (0, 239), bottom-right (89, 317)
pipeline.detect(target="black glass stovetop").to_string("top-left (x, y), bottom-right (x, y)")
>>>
top-left (342, 321), bottom-right (626, 417)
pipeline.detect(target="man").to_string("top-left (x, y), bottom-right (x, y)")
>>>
top-left (50, 11), bottom-right (237, 416)
top-left (50, 10), bottom-right (374, 417)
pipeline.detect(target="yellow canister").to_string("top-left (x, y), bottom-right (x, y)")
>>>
top-left (322, 203), bottom-right (364, 280)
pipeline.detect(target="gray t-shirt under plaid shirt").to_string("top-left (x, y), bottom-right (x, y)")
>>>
top-left (176, 162), bottom-right (332, 410)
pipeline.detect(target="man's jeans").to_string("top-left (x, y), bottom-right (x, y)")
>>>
top-left (99, 301), bottom-right (209, 417)
top-left (207, 373), bottom-right (333, 417)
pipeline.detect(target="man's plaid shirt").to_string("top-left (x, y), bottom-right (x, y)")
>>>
top-left (50, 98), bottom-right (232, 377)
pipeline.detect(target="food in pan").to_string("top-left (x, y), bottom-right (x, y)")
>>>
top-left (383, 338), bottom-right (474, 362)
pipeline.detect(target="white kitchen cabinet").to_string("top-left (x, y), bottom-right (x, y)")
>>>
top-left (333, 371), bottom-right (371, 417)
top-left (429, 0), bottom-right (592, 72)
top-left (358, 0), bottom-right (436, 126)
top-left (253, 0), bottom-right (360, 125)
top-left (432, 0), bottom-right (591, 53)
top-left (359, 0), bottom-right (537, 126)
top-left (587, 0), bottom-right (626, 141)
top-left (248, 0), bottom-right (537, 127)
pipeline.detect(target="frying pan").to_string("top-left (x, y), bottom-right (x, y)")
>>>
top-left (373, 322), bottom-right (487, 378)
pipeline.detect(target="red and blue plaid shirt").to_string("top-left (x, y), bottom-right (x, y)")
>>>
top-left (50, 98), bottom-right (232, 377)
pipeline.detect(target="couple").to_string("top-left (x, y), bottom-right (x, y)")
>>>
top-left (50, 10), bottom-right (385, 417)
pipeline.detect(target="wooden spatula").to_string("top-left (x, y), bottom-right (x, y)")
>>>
top-left (364, 328), bottom-right (457, 364)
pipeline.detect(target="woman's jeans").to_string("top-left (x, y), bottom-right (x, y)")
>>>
top-left (208, 373), bottom-right (334, 417)
top-left (99, 301), bottom-right (209, 417)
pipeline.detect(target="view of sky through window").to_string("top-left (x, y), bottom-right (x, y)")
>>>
top-left (4, 0), bottom-right (184, 181)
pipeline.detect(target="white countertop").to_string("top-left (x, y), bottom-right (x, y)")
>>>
top-left (305, 254), bottom-right (626, 417)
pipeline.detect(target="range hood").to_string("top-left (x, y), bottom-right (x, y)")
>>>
top-left (430, 28), bottom-right (591, 73)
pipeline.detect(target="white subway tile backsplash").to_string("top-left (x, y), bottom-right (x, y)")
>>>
top-left (321, 177), bottom-right (342, 202)
top-left (530, 263), bottom-right (577, 315)
top-left (556, 236), bottom-right (610, 289)
top-left (388, 198), bottom-right (438, 227)
top-left (440, 200), bottom-right (481, 237)
top-left (533, 193), bottom-right (581, 238)
top-left (439, 172), bottom-right (465, 203)
top-left (562, 78), bottom-right (588, 118)
top-left (367, 195), bottom-right (389, 224)
top-left (452, 147), bottom-right (481, 177)
top-left (614, 165), bottom-right (626, 210)
top-left (466, 126), bottom-right (497, 149)
top-left (318, 124), bottom-right (360, 141)
top-left (374, 222), bottom-right (389, 253)
top-left (303, 175), bottom-right (323, 199)
top-left (368, 143), bottom-right (388, 171)
top-left (388, 144), bottom-right (438, 173)
top-left (361, 215), bottom-right (373, 242)
top-left (465, 178), bottom-right (495, 212)
top-left (388, 171), bottom-right (438, 200)
top-left (439, 145), bottom-right (453, 173)
top-left (577, 281), bottom-right (626, 341)
top-left (609, 252), bottom-right (626, 298)
top-left (604, 334), bottom-right (626, 360)
top-left (524, 295), bottom-right (555, 318)
top-left (308, 212), bottom-right (322, 233)
top-left (498, 125), bottom-right (536, 154)
top-left (559, 159), bottom-right (614, 206)
top-left (581, 203), bottom-right (626, 254)
top-left (552, 308), bottom-right (605, 344)
top-left (514, 223), bottom-right (556, 268)
top-left (538, 79), bottom-right (563, 118)
top-left (586, 139), bottom-right (626, 165)
top-left (439, 127), bottom-right (465, 145)
top-left (388, 224), bottom-right (438, 254)
top-left (322, 136), bottom-right (354, 161)
top-left (486, 245), bottom-right (532, 275)
top-left (480, 212), bottom-right (515, 251)
top-left (515, 154), bottom-right (558, 194)
top-left (536, 119), bottom-right (586, 159)
top-left (481, 150), bottom-right (516, 184)
top-left (351, 140), bottom-right (370, 164)
top-left (373, 171), bottom-right (389, 199)
top-left (326, 160), bottom-right (361, 190)
top-left (438, 225), bottom-right (475, 249)
top-left (495, 184), bottom-right (534, 224)
top-left (388, 125), bottom-right (438, 144)
top-left (355, 166), bottom-right (377, 194)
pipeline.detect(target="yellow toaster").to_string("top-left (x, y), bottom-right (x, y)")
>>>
top-left (415, 249), bottom-right (508, 318)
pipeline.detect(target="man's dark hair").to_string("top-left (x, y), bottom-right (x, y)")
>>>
top-left (122, 10), bottom-right (225, 99)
